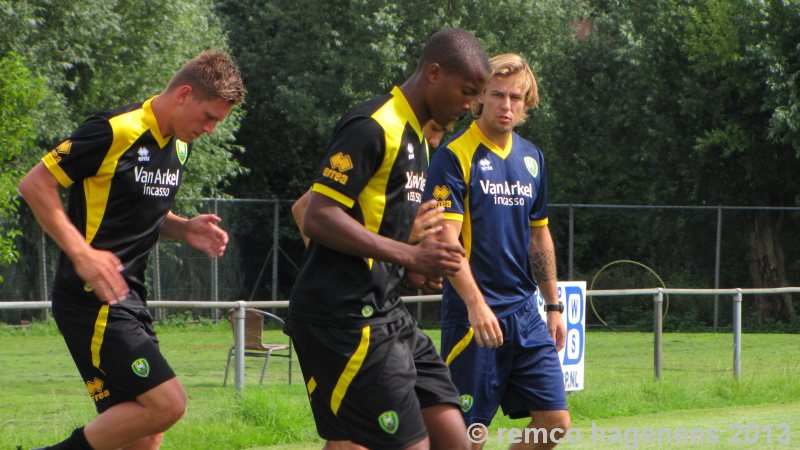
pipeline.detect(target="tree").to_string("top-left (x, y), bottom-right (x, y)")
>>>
top-left (0, 0), bottom-right (245, 200)
top-left (0, 0), bottom-right (245, 302)
top-left (218, 0), bottom-right (454, 201)
top-left (540, 0), bottom-right (800, 323)
top-left (0, 53), bottom-right (51, 281)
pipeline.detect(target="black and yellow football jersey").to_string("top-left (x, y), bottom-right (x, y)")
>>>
top-left (289, 86), bottom-right (429, 326)
top-left (42, 96), bottom-right (190, 305)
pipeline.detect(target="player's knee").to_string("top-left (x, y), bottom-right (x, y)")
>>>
top-left (160, 393), bottom-right (187, 427)
top-left (147, 389), bottom-right (186, 431)
top-left (547, 411), bottom-right (571, 437)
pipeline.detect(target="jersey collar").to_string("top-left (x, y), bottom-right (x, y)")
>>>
top-left (142, 96), bottom-right (171, 148)
top-left (470, 121), bottom-right (513, 159)
top-left (390, 86), bottom-right (423, 142)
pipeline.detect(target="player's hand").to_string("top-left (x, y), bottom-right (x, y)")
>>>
top-left (422, 275), bottom-right (443, 293)
top-left (406, 271), bottom-right (444, 293)
top-left (185, 214), bottom-right (229, 258)
top-left (408, 229), bottom-right (464, 276)
top-left (408, 199), bottom-right (445, 244)
top-left (547, 311), bottom-right (567, 352)
top-left (72, 248), bottom-right (128, 304)
top-left (468, 301), bottom-right (503, 348)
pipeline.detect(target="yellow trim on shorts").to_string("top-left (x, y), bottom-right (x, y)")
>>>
top-left (331, 325), bottom-right (370, 416)
top-left (91, 305), bottom-right (110, 368)
top-left (307, 376), bottom-right (317, 395)
top-left (311, 183), bottom-right (355, 209)
top-left (530, 218), bottom-right (549, 227)
top-left (445, 327), bottom-right (474, 366)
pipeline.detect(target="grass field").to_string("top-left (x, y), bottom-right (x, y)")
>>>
top-left (1, 319), bottom-right (798, 449)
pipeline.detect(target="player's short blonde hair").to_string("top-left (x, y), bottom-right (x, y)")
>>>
top-left (473, 53), bottom-right (539, 121)
top-left (167, 50), bottom-right (245, 105)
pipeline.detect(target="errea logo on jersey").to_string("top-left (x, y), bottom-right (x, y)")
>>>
top-left (323, 152), bottom-right (352, 185)
top-left (406, 142), bottom-right (415, 160)
top-left (433, 185), bottom-right (452, 208)
top-left (330, 152), bottom-right (353, 171)
top-left (479, 158), bottom-right (493, 171)
top-left (137, 147), bottom-right (150, 163)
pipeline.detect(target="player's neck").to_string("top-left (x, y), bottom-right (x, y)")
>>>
top-left (398, 75), bottom-right (431, 127)
top-left (150, 93), bottom-right (174, 137)
top-left (476, 119), bottom-right (511, 149)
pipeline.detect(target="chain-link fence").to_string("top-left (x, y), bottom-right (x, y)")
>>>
top-left (2, 199), bottom-right (799, 329)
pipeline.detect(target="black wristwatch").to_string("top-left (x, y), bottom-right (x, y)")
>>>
top-left (544, 302), bottom-right (564, 313)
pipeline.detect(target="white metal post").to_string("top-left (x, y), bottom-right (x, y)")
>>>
top-left (733, 289), bottom-right (742, 380)
top-left (654, 288), bottom-right (663, 381)
top-left (234, 301), bottom-right (246, 391)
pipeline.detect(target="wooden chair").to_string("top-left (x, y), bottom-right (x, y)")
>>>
top-left (223, 308), bottom-right (292, 385)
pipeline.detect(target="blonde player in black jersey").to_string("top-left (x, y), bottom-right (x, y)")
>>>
top-left (19, 50), bottom-right (244, 450)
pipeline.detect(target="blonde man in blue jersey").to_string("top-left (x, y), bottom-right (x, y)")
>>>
top-left (423, 53), bottom-right (570, 449)
top-left (19, 50), bottom-right (244, 450)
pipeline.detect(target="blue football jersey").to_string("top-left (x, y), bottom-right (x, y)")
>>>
top-left (423, 121), bottom-right (548, 324)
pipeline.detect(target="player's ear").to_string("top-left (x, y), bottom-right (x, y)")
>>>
top-left (425, 62), bottom-right (443, 84)
top-left (175, 85), bottom-right (194, 105)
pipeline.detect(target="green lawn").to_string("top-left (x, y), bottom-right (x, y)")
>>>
top-left (1, 320), bottom-right (798, 449)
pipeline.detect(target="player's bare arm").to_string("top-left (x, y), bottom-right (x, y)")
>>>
top-left (291, 189), bottom-right (311, 247)
top-left (160, 211), bottom-right (229, 258)
top-left (303, 192), bottom-right (464, 276)
top-left (408, 199), bottom-right (446, 244)
top-left (18, 163), bottom-right (129, 304)
top-left (530, 224), bottom-right (566, 351)
top-left (440, 218), bottom-right (504, 348)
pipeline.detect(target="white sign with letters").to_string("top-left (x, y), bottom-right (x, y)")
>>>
top-left (536, 281), bottom-right (586, 391)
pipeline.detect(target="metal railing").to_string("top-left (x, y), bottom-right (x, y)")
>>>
top-left (2, 287), bottom-right (799, 389)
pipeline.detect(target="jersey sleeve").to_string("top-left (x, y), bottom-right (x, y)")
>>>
top-left (422, 147), bottom-right (468, 222)
top-left (41, 116), bottom-right (113, 188)
top-left (530, 152), bottom-right (549, 227)
top-left (310, 116), bottom-right (384, 208)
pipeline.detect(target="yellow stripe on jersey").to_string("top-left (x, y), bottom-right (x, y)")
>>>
top-left (84, 97), bottom-right (167, 244)
top-left (446, 125), bottom-right (495, 259)
top-left (312, 182), bottom-right (356, 208)
top-left (331, 325), bottom-right (370, 416)
top-left (83, 108), bottom-right (146, 244)
top-left (91, 304), bottom-right (110, 368)
top-left (531, 218), bottom-right (549, 227)
top-left (357, 87), bottom-right (413, 236)
top-left (445, 327), bottom-right (474, 366)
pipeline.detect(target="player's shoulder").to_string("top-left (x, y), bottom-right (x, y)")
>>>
top-left (93, 100), bottom-right (146, 121)
top-left (513, 132), bottom-right (545, 158)
top-left (331, 93), bottom-right (391, 135)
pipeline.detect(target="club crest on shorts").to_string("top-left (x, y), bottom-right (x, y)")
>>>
top-left (524, 156), bottom-right (539, 178)
top-left (131, 358), bottom-right (150, 378)
top-left (378, 410), bottom-right (399, 434)
top-left (459, 394), bottom-right (474, 412)
top-left (175, 140), bottom-right (188, 165)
